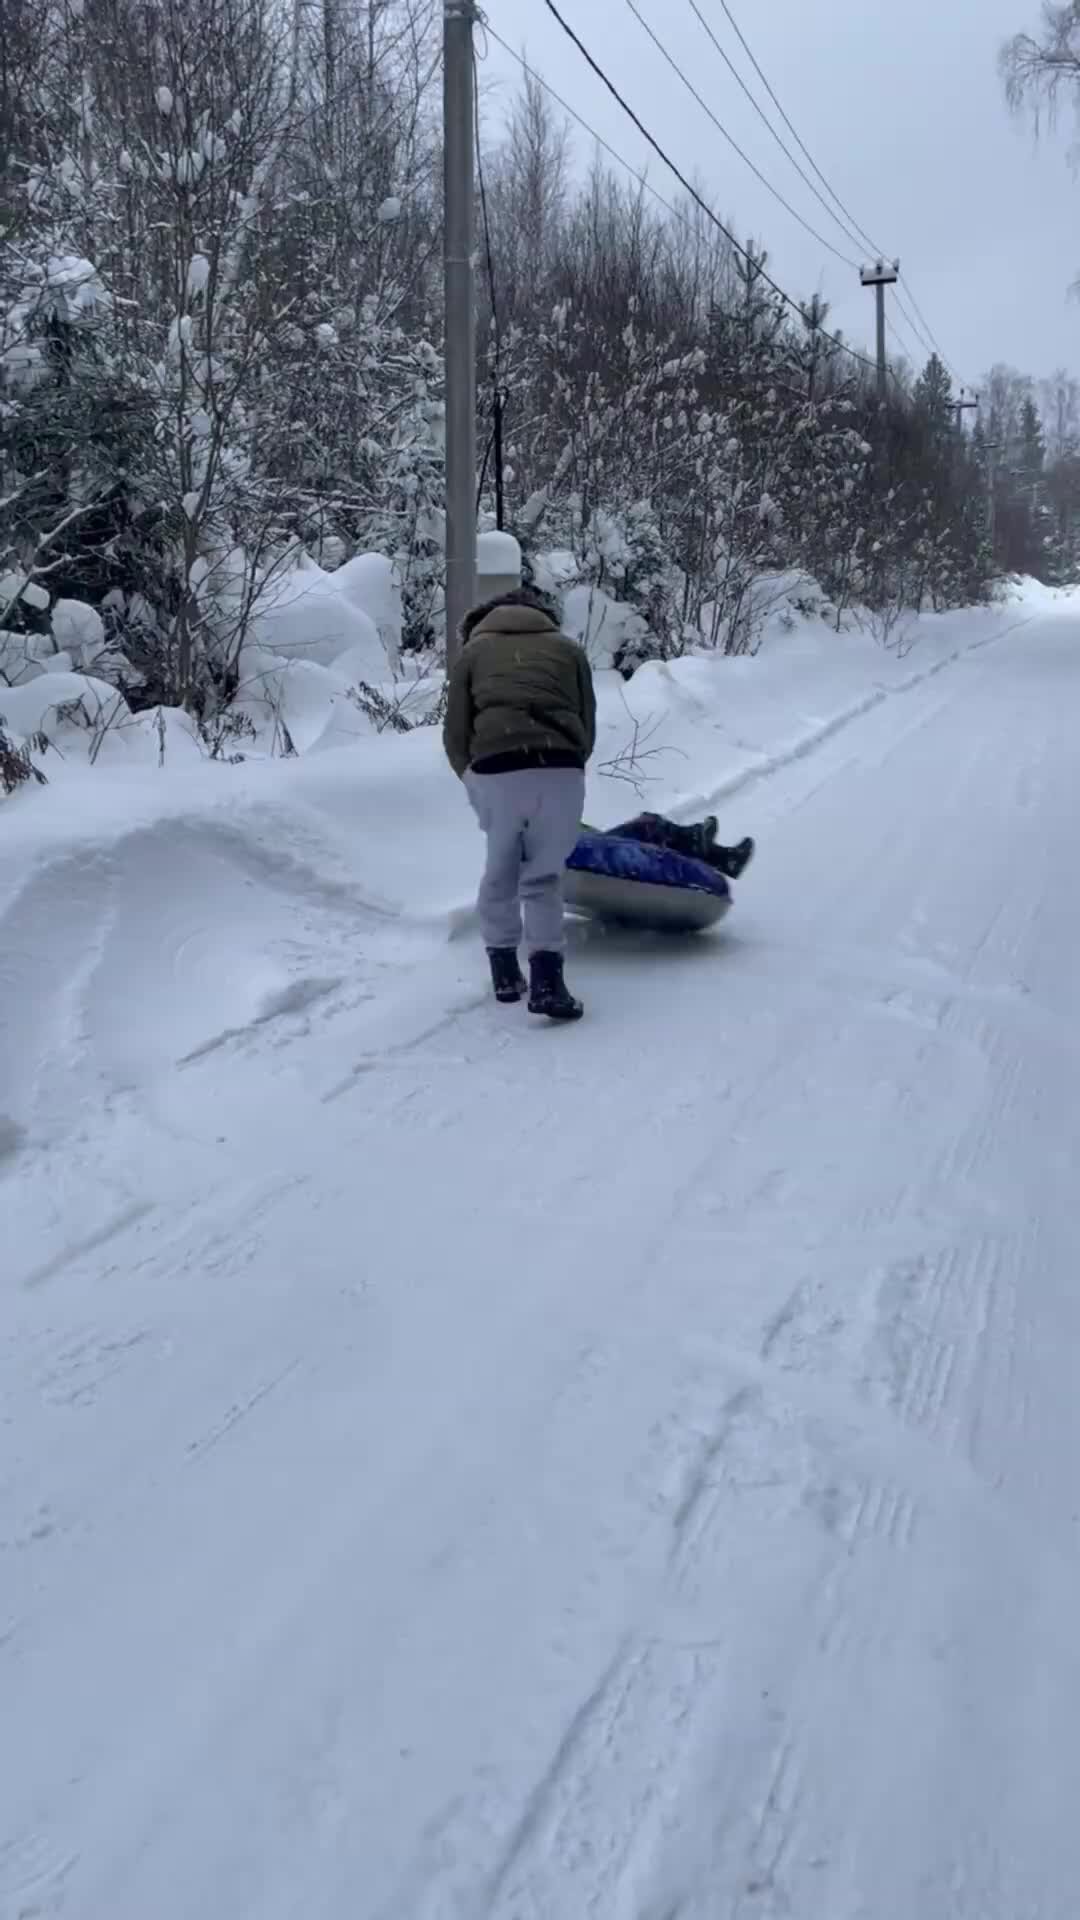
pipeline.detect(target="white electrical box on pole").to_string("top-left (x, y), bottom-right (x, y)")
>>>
top-left (443, 0), bottom-right (478, 671)
top-left (859, 260), bottom-right (899, 404)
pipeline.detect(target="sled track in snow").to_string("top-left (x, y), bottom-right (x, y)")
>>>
top-left (0, 812), bottom-right (430, 1152)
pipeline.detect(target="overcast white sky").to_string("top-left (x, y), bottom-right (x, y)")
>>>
top-left (480, 0), bottom-right (1079, 388)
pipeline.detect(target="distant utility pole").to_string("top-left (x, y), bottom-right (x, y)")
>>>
top-left (443, 0), bottom-right (478, 670)
top-left (985, 439), bottom-right (1001, 556)
top-left (952, 388), bottom-right (979, 434)
top-left (859, 259), bottom-right (899, 404)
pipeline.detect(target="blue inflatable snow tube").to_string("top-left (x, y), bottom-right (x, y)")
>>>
top-left (564, 830), bottom-right (731, 932)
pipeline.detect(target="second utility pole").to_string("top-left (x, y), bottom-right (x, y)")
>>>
top-left (443, 0), bottom-right (478, 671)
top-left (860, 259), bottom-right (899, 404)
top-left (985, 439), bottom-right (1000, 558)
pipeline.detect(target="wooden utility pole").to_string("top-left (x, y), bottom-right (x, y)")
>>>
top-left (860, 259), bottom-right (899, 403)
top-left (443, 0), bottom-right (478, 670)
top-left (985, 439), bottom-right (1001, 557)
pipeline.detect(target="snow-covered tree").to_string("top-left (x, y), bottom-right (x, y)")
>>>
top-left (0, 25), bottom-right (1056, 722)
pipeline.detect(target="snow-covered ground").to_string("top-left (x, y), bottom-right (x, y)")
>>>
top-left (3, 581), bottom-right (1080, 1917)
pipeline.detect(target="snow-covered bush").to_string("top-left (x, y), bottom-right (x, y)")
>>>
top-left (0, 718), bottom-right (47, 794)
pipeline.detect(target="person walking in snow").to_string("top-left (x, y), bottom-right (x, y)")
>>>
top-left (443, 587), bottom-right (595, 1021)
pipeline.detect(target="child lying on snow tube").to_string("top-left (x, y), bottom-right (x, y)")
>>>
top-left (587, 812), bottom-right (754, 880)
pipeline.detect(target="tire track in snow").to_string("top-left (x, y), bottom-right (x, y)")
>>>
top-left (0, 1830), bottom-right (79, 1920)
top-left (0, 847), bottom-right (120, 1145)
top-left (481, 1639), bottom-right (636, 1914)
top-left (482, 1635), bottom-right (728, 1920)
top-left (32, 1324), bottom-right (155, 1410)
top-left (468, 1368), bottom-right (870, 1918)
top-left (758, 1227), bottom-right (1025, 1478)
top-left (21, 1202), bottom-right (157, 1291)
top-left (466, 793), bottom-right (1047, 1918)
top-left (185, 1359), bottom-right (302, 1462)
top-left (966, 1219), bottom-right (1034, 1492)
top-left (616, 1237), bottom-right (1041, 1911)
top-left (729, 1734), bottom-right (809, 1917)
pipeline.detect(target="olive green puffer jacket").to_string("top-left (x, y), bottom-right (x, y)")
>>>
top-left (442, 595), bottom-right (596, 779)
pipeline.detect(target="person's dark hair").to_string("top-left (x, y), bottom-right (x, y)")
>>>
top-left (460, 585), bottom-right (562, 644)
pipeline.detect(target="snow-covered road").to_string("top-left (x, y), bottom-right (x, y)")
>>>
top-left (5, 609), bottom-right (1080, 1919)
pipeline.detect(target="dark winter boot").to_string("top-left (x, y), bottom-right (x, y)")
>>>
top-left (713, 836), bottom-right (755, 880)
top-left (685, 816), bottom-right (720, 861)
top-left (528, 950), bottom-right (584, 1022)
top-left (487, 947), bottom-right (527, 1004)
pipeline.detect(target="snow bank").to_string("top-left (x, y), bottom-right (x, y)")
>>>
top-left (224, 553), bottom-right (412, 750)
top-left (333, 554), bottom-right (402, 665)
top-left (562, 582), bottom-right (652, 671)
top-left (0, 671), bottom-right (129, 741)
top-left (1, 629), bottom-right (62, 686)
top-left (0, 552), bottom-right (423, 772)
top-left (0, 571), bottom-right (50, 617)
top-left (52, 597), bottom-right (106, 659)
top-left (251, 557), bottom-right (387, 674)
top-left (232, 648), bottom-right (380, 756)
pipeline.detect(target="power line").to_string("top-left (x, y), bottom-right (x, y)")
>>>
top-left (483, 25), bottom-right (692, 235)
top-left (622, 0), bottom-right (860, 272)
top-left (686, 0), bottom-right (945, 368)
top-left (487, 10), bottom-right (906, 396)
top-left (473, 53), bottom-right (503, 374)
top-left (472, 45), bottom-right (507, 525)
top-left (899, 277), bottom-right (961, 384)
top-left (874, 277), bottom-right (945, 370)
top-left (680, 0), bottom-right (958, 386)
top-left (885, 314), bottom-right (922, 371)
top-left (711, 0), bottom-right (888, 261)
top-left (699, 0), bottom-right (965, 384)
top-left (892, 291), bottom-right (941, 368)
top-left (535, 0), bottom-right (891, 382)
top-left (683, 0), bottom-right (873, 265)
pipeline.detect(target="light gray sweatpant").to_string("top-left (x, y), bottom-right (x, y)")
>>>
top-left (464, 766), bottom-right (586, 954)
